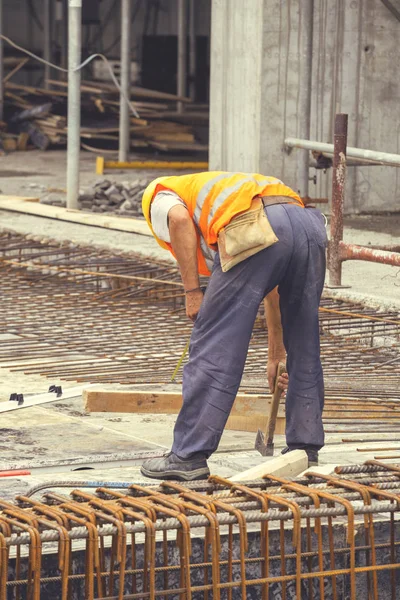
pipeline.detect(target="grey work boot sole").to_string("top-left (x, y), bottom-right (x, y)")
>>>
top-left (140, 465), bottom-right (210, 481)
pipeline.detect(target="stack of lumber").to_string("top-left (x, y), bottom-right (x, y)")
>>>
top-left (2, 77), bottom-right (208, 155)
top-left (2, 84), bottom-right (68, 151)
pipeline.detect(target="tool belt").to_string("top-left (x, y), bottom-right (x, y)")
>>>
top-left (217, 196), bottom-right (280, 273)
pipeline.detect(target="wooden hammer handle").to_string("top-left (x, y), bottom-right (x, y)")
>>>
top-left (266, 362), bottom-right (287, 444)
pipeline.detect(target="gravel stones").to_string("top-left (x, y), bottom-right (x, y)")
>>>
top-left (75, 178), bottom-right (153, 217)
top-left (35, 178), bottom-right (153, 218)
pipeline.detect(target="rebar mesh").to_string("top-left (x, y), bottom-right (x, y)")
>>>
top-left (0, 461), bottom-right (399, 599)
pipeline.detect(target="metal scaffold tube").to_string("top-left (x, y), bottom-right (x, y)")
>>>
top-left (119, 0), bottom-right (132, 162)
top-left (177, 0), bottom-right (187, 113)
top-left (297, 0), bottom-right (314, 198)
top-left (329, 113), bottom-right (348, 286)
top-left (285, 136), bottom-right (400, 167)
top-left (66, 0), bottom-right (82, 210)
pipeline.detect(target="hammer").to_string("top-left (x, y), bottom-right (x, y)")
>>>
top-left (254, 362), bottom-right (287, 456)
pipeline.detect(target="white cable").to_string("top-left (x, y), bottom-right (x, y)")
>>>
top-left (0, 34), bottom-right (140, 119)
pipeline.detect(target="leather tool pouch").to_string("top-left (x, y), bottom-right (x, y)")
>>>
top-left (217, 197), bottom-right (279, 272)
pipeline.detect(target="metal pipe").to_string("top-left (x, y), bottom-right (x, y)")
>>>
top-left (339, 242), bottom-right (400, 267)
top-left (328, 113), bottom-right (348, 287)
top-left (61, 0), bottom-right (68, 76)
top-left (0, 0), bottom-right (3, 121)
top-left (177, 0), bottom-right (187, 113)
top-left (297, 0), bottom-right (314, 198)
top-left (43, 0), bottom-right (51, 89)
top-left (66, 0), bottom-right (82, 210)
top-left (118, 0), bottom-right (131, 163)
top-left (285, 136), bottom-right (400, 168)
top-left (188, 0), bottom-right (196, 101)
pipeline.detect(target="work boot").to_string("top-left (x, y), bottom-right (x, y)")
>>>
top-left (141, 452), bottom-right (210, 481)
top-left (281, 446), bottom-right (319, 467)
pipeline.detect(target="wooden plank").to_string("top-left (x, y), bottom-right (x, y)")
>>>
top-left (0, 195), bottom-right (39, 203)
top-left (229, 450), bottom-right (308, 481)
top-left (0, 197), bottom-right (152, 236)
top-left (83, 389), bottom-right (286, 434)
top-left (226, 414), bottom-right (286, 434)
top-left (3, 58), bottom-right (30, 84)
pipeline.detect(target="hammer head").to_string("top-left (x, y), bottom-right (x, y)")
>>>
top-left (255, 429), bottom-right (274, 456)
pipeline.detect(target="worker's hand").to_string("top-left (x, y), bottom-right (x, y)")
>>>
top-left (185, 289), bottom-right (204, 322)
top-left (267, 359), bottom-right (288, 394)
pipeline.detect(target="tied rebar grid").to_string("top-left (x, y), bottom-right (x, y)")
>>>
top-left (0, 461), bottom-right (399, 599)
top-left (0, 231), bottom-right (398, 395)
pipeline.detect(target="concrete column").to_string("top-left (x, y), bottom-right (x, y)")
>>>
top-left (210, 1), bottom-right (313, 190)
top-left (66, 0), bottom-right (82, 210)
top-left (296, 0), bottom-right (314, 198)
top-left (209, 0), bottom-right (263, 172)
top-left (119, 0), bottom-right (131, 162)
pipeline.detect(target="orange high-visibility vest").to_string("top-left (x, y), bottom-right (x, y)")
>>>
top-left (142, 171), bottom-right (303, 276)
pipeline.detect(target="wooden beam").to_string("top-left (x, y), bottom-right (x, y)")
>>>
top-left (0, 196), bottom-right (151, 236)
top-left (229, 450), bottom-right (308, 481)
top-left (83, 388), bottom-right (286, 434)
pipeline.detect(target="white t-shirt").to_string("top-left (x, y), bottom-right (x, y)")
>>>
top-left (150, 190), bottom-right (216, 272)
top-left (150, 190), bottom-right (186, 242)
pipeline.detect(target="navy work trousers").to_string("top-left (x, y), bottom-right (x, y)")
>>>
top-left (171, 204), bottom-right (328, 459)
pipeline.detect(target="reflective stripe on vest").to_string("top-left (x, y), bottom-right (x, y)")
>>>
top-left (193, 172), bottom-right (236, 224)
top-left (208, 175), bottom-right (274, 223)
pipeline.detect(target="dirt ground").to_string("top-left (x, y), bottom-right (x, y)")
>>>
top-left (0, 149), bottom-right (399, 309)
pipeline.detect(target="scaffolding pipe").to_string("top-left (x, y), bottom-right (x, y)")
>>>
top-left (43, 0), bottom-right (51, 89)
top-left (297, 0), bottom-right (314, 198)
top-left (177, 0), bottom-right (187, 113)
top-left (0, 0), bottom-right (3, 120)
top-left (188, 0), bottom-right (196, 101)
top-left (328, 113), bottom-right (348, 286)
top-left (339, 242), bottom-right (400, 267)
top-left (285, 137), bottom-right (400, 168)
top-left (327, 114), bottom-right (400, 286)
top-left (118, 0), bottom-right (131, 162)
top-left (66, 0), bottom-right (82, 210)
top-left (61, 0), bottom-right (68, 75)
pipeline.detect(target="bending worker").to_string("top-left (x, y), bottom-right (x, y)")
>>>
top-left (141, 172), bottom-right (327, 480)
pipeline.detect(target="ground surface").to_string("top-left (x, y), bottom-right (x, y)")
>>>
top-left (0, 149), bottom-right (399, 499)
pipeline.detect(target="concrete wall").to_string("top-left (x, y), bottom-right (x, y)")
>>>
top-left (210, 0), bottom-right (400, 213)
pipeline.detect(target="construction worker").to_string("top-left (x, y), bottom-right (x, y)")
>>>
top-left (141, 172), bottom-right (327, 480)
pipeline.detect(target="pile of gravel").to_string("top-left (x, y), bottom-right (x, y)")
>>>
top-left (78, 179), bottom-right (152, 217)
top-left (39, 178), bottom-right (153, 218)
